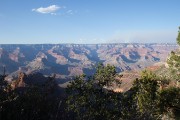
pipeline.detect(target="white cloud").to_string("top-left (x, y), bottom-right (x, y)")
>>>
top-left (32, 5), bottom-right (60, 14)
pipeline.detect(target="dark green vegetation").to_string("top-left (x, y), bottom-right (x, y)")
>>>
top-left (167, 50), bottom-right (180, 80)
top-left (66, 65), bottom-right (180, 120)
top-left (177, 27), bottom-right (180, 46)
top-left (0, 73), bottom-right (63, 120)
top-left (167, 27), bottom-right (180, 81)
top-left (0, 63), bottom-right (179, 120)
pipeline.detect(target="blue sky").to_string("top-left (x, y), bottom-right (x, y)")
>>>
top-left (0, 0), bottom-right (180, 44)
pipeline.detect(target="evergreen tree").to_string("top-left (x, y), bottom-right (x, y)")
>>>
top-left (177, 27), bottom-right (180, 46)
top-left (158, 87), bottom-right (180, 119)
top-left (66, 64), bottom-right (122, 120)
top-left (131, 70), bottom-right (159, 119)
top-left (0, 73), bottom-right (60, 120)
top-left (167, 27), bottom-right (180, 80)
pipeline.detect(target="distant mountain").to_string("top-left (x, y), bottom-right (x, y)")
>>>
top-left (0, 43), bottom-right (178, 82)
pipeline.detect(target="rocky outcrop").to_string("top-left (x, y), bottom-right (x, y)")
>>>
top-left (11, 72), bottom-right (26, 90)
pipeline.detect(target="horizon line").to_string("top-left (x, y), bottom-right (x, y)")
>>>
top-left (0, 42), bottom-right (177, 45)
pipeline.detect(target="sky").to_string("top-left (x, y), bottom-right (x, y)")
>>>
top-left (0, 0), bottom-right (180, 44)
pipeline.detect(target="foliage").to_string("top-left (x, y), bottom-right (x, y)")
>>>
top-left (66, 63), bottom-right (180, 120)
top-left (177, 26), bottom-right (180, 46)
top-left (131, 70), bottom-right (180, 119)
top-left (0, 74), bottom-right (61, 120)
top-left (167, 51), bottom-right (180, 80)
top-left (0, 63), bottom-right (179, 119)
top-left (131, 70), bottom-right (160, 119)
top-left (66, 64), bottom-right (122, 119)
top-left (167, 27), bottom-right (180, 80)
top-left (158, 87), bottom-right (180, 119)
top-left (0, 71), bottom-right (10, 113)
top-left (94, 63), bottom-right (120, 87)
top-left (167, 51), bottom-right (180, 69)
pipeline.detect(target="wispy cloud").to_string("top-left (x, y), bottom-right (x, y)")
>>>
top-left (77, 38), bottom-right (105, 44)
top-left (32, 5), bottom-right (61, 14)
top-left (66, 10), bottom-right (73, 15)
top-left (108, 30), bottom-right (177, 43)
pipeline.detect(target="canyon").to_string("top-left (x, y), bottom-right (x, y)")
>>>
top-left (0, 43), bottom-right (178, 83)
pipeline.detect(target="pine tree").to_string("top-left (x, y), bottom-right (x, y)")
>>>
top-left (177, 27), bottom-right (180, 46)
top-left (167, 27), bottom-right (180, 80)
top-left (132, 70), bottom-right (159, 119)
top-left (66, 64), bottom-right (122, 120)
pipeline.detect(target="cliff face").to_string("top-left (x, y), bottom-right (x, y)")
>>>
top-left (0, 43), bottom-right (178, 81)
